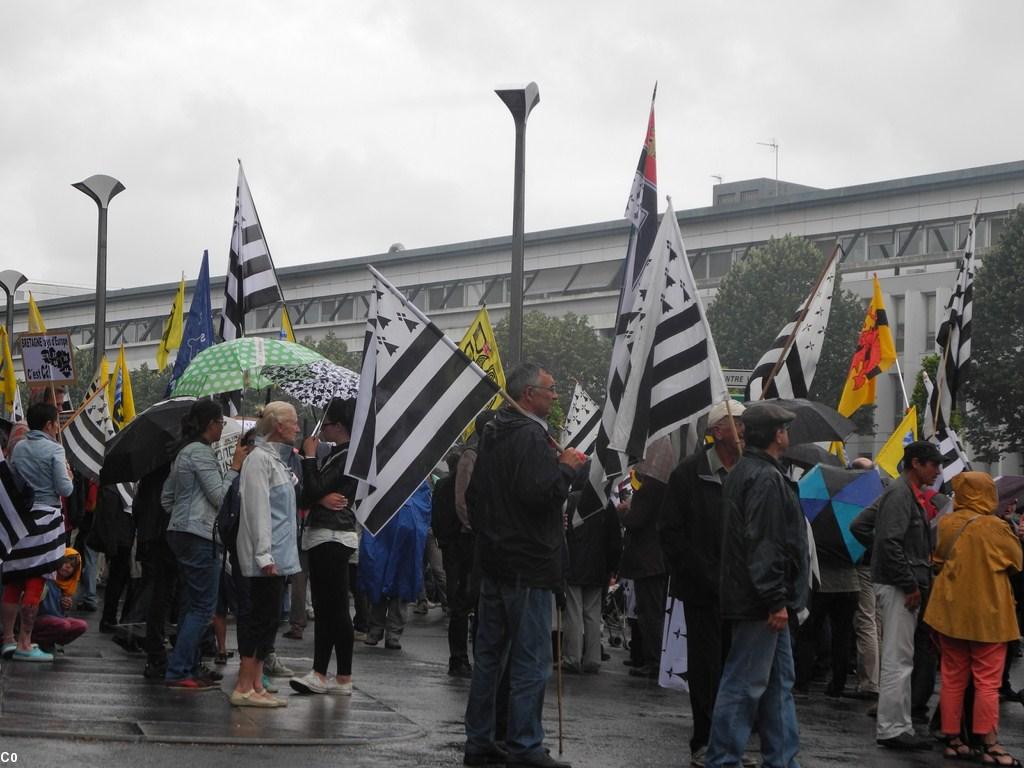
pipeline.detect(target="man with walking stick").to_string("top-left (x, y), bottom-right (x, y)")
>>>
top-left (463, 362), bottom-right (584, 768)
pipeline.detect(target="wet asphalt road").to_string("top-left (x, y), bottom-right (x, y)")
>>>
top-left (1, 606), bottom-right (1022, 768)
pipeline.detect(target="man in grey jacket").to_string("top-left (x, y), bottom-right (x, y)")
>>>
top-left (850, 440), bottom-right (942, 751)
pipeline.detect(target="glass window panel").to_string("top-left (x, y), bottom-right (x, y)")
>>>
top-left (956, 220), bottom-right (974, 249)
top-left (739, 189), bottom-right (757, 202)
top-left (716, 192), bottom-right (735, 205)
top-left (569, 261), bottom-right (621, 292)
top-left (466, 282), bottom-right (487, 306)
top-left (898, 228), bottom-right (922, 257)
top-left (526, 266), bottom-right (576, 297)
top-left (925, 293), bottom-right (937, 349)
top-left (708, 250), bottom-right (732, 278)
top-left (689, 252), bottom-right (708, 279)
top-left (926, 224), bottom-right (954, 253)
top-left (989, 217), bottom-right (1008, 248)
top-left (482, 278), bottom-right (509, 305)
top-left (868, 230), bottom-right (893, 260)
top-left (428, 286), bottom-right (447, 309)
top-left (301, 302), bottom-right (321, 324)
top-left (840, 235), bottom-right (866, 263)
top-left (891, 295), bottom-right (905, 353)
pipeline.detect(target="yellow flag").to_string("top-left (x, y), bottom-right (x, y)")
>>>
top-left (0, 326), bottom-right (21, 421)
top-left (876, 406), bottom-right (918, 478)
top-left (459, 307), bottom-right (505, 439)
top-left (837, 276), bottom-right (897, 417)
top-left (107, 344), bottom-right (135, 430)
top-left (156, 276), bottom-right (186, 370)
top-left (27, 292), bottom-right (47, 333)
top-left (280, 304), bottom-right (296, 343)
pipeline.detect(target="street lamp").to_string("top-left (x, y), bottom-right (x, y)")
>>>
top-left (0, 270), bottom-right (27, 334)
top-left (495, 82), bottom-right (540, 367)
top-left (73, 174), bottom-right (125, 372)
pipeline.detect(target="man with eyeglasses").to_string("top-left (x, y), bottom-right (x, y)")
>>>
top-left (851, 440), bottom-right (943, 751)
top-left (463, 362), bottom-right (585, 768)
top-left (704, 402), bottom-right (808, 768)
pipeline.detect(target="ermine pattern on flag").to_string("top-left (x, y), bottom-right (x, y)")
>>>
top-left (923, 371), bottom-right (970, 481)
top-left (562, 383), bottom-right (601, 455)
top-left (0, 458), bottom-right (32, 561)
top-left (745, 250), bottom-right (839, 400)
top-left (927, 212), bottom-right (975, 438)
top-left (346, 269), bottom-right (500, 535)
top-left (220, 165), bottom-right (284, 341)
top-left (64, 373), bottom-right (113, 481)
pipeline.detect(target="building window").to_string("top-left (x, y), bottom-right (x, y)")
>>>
top-left (989, 216), bottom-right (1008, 248)
top-left (716, 192), bottom-right (735, 205)
top-left (926, 223), bottom-right (954, 253)
top-left (957, 219), bottom-right (975, 249)
top-left (526, 266), bottom-right (576, 298)
top-left (868, 230), bottom-right (893, 260)
top-left (689, 252), bottom-right (708, 280)
top-left (708, 250), bottom-right (732, 279)
top-left (482, 278), bottom-right (509, 305)
top-left (568, 261), bottom-right (621, 293)
top-left (739, 189), bottom-right (758, 203)
top-left (897, 228), bottom-right (923, 257)
top-left (890, 295), bottom-right (905, 354)
top-left (839, 235), bottom-right (866, 263)
top-left (924, 293), bottom-right (937, 350)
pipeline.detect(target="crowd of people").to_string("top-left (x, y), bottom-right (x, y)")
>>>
top-left (1, 366), bottom-right (1023, 768)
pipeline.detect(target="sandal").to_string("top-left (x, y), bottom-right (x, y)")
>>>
top-left (943, 736), bottom-right (980, 762)
top-left (983, 745), bottom-right (1023, 767)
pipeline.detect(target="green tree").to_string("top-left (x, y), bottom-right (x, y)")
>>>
top-left (131, 363), bottom-right (173, 412)
top-left (300, 332), bottom-right (360, 369)
top-left (493, 311), bottom-right (612, 428)
top-left (909, 353), bottom-right (939, 436)
top-left (706, 235), bottom-right (874, 432)
top-left (963, 204), bottom-right (1024, 460)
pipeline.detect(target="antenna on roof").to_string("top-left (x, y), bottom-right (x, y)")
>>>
top-left (756, 139), bottom-right (780, 197)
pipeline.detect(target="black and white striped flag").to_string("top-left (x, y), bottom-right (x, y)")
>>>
top-left (745, 247), bottom-right (839, 400)
top-left (562, 383), bottom-right (601, 455)
top-left (345, 267), bottom-right (501, 535)
top-left (63, 368), bottom-right (113, 481)
top-left (0, 457), bottom-right (34, 562)
top-left (588, 202), bottom-right (727, 505)
top-left (923, 371), bottom-right (970, 482)
top-left (219, 163), bottom-right (285, 341)
top-left (926, 212), bottom-right (975, 439)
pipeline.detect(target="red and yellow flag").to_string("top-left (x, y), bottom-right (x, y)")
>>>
top-left (837, 275), bottom-right (896, 417)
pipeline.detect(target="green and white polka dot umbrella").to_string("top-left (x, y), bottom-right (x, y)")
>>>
top-left (170, 337), bottom-right (327, 398)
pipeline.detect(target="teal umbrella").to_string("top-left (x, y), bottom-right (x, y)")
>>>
top-left (169, 337), bottom-right (326, 398)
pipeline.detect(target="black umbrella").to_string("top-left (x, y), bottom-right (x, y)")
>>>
top-left (760, 398), bottom-right (856, 446)
top-left (99, 397), bottom-right (197, 484)
top-left (783, 443), bottom-right (844, 470)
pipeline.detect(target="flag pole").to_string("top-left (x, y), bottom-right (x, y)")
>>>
top-left (892, 354), bottom-right (910, 411)
top-left (759, 243), bottom-right (842, 399)
top-left (556, 606), bottom-right (565, 756)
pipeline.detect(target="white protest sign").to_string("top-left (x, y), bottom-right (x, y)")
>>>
top-left (19, 333), bottom-right (77, 385)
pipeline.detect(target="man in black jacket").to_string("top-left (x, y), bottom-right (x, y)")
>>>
top-left (659, 398), bottom-right (745, 766)
top-left (705, 403), bottom-right (808, 768)
top-left (463, 362), bottom-right (584, 768)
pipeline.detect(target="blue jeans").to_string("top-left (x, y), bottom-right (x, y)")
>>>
top-left (165, 531), bottom-right (220, 681)
top-left (705, 619), bottom-right (800, 768)
top-left (465, 575), bottom-right (552, 761)
top-left (76, 544), bottom-right (98, 608)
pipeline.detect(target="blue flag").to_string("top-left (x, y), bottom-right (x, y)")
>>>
top-left (167, 250), bottom-right (215, 396)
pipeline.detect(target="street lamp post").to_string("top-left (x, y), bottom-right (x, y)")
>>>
top-left (495, 82), bottom-right (540, 367)
top-left (73, 174), bottom-right (125, 372)
top-left (0, 270), bottom-right (27, 334)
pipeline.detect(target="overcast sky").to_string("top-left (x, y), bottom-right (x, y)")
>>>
top-left (3, 1), bottom-right (1023, 291)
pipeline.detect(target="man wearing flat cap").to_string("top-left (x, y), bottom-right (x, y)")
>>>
top-left (705, 402), bottom-right (808, 768)
top-left (659, 399), bottom-right (747, 767)
top-left (850, 440), bottom-right (942, 751)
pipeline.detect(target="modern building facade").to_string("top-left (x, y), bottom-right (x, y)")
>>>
top-left (10, 160), bottom-right (1024, 468)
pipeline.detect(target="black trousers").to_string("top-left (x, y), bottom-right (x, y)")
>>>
top-left (142, 538), bottom-right (178, 661)
top-left (442, 533), bottom-right (476, 666)
top-left (795, 590), bottom-right (858, 695)
top-left (682, 601), bottom-right (730, 753)
top-left (634, 574), bottom-right (668, 667)
top-left (308, 542), bottom-right (355, 676)
top-left (239, 576), bottom-right (285, 660)
top-left (101, 547), bottom-right (133, 625)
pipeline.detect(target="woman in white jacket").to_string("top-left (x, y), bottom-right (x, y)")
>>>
top-left (231, 402), bottom-right (301, 708)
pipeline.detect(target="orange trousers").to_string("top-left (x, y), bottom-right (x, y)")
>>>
top-left (938, 634), bottom-right (1007, 736)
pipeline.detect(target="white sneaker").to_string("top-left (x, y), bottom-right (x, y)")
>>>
top-left (289, 670), bottom-right (327, 695)
top-left (325, 678), bottom-right (353, 696)
top-left (265, 653), bottom-right (294, 677)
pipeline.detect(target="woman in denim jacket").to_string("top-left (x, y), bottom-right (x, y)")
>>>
top-left (161, 400), bottom-right (248, 689)
top-left (231, 401), bottom-right (302, 708)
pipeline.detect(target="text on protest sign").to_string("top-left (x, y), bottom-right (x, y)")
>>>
top-left (19, 333), bottom-right (77, 385)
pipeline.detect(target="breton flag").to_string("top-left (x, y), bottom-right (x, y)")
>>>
top-left (562, 382), bottom-right (601, 455)
top-left (219, 162), bottom-right (286, 341)
top-left (458, 306), bottom-right (506, 440)
top-left (587, 88), bottom-right (659, 504)
top-left (0, 456), bottom-right (35, 562)
top-left (837, 276), bottom-right (897, 417)
top-left (345, 267), bottom-right (501, 535)
top-left (926, 212), bottom-right (976, 438)
top-left (745, 246), bottom-right (840, 400)
top-left (922, 371), bottom-right (969, 482)
top-left (604, 202), bottom-right (727, 473)
top-left (62, 360), bottom-right (113, 481)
